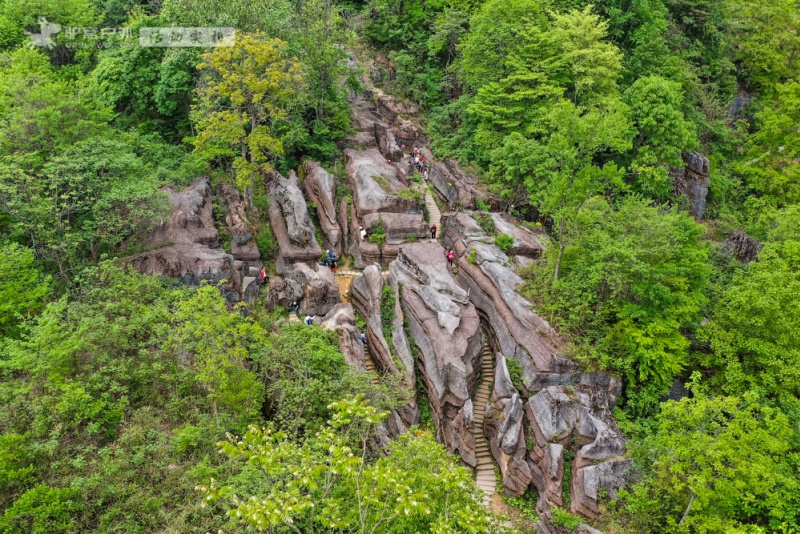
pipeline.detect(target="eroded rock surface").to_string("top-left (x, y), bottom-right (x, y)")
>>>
top-left (490, 213), bottom-right (546, 259)
top-left (526, 385), bottom-right (630, 517)
top-left (303, 161), bottom-right (342, 256)
top-left (267, 170), bottom-right (322, 272)
top-left (351, 265), bottom-right (419, 428)
top-left (672, 151), bottom-right (711, 219)
top-left (318, 303), bottom-right (367, 372)
top-left (485, 354), bottom-right (533, 497)
top-left (345, 148), bottom-right (417, 217)
top-left (216, 183), bottom-right (260, 262)
top-left (267, 263), bottom-right (339, 317)
top-left (131, 177), bottom-right (240, 300)
top-left (390, 242), bottom-right (483, 465)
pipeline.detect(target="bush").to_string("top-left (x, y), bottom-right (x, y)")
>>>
top-left (369, 218), bottom-right (386, 247)
top-left (494, 233), bottom-right (514, 254)
top-left (551, 507), bottom-right (583, 530)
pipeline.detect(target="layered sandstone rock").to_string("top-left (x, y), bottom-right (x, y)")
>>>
top-left (267, 170), bottom-right (322, 273)
top-left (490, 213), bottom-right (547, 259)
top-left (216, 183), bottom-right (260, 262)
top-left (526, 385), bottom-right (630, 517)
top-left (485, 354), bottom-right (533, 497)
top-left (318, 303), bottom-right (368, 372)
top-left (351, 265), bottom-right (419, 428)
top-left (390, 242), bottom-right (483, 466)
top-left (303, 161), bottom-right (342, 256)
top-left (267, 262), bottom-right (339, 317)
top-left (130, 177), bottom-right (240, 301)
top-left (345, 148), bottom-right (418, 217)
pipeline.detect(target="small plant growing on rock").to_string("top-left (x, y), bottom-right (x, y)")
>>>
top-left (506, 357), bottom-right (525, 393)
top-left (475, 197), bottom-right (490, 212)
top-left (369, 218), bottom-right (386, 247)
top-left (406, 234), bottom-right (416, 242)
top-left (551, 508), bottom-right (583, 531)
top-left (467, 248), bottom-right (478, 264)
top-left (495, 233), bottom-right (514, 254)
top-left (475, 213), bottom-right (494, 235)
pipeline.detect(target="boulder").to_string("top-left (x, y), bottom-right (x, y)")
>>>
top-left (672, 151), bottom-right (710, 219)
top-left (724, 230), bottom-right (761, 264)
top-left (485, 354), bottom-right (533, 497)
top-left (351, 265), bottom-right (420, 429)
top-left (390, 242), bottom-right (483, 465)
top-left (490, 213), bottom-right (547, 259)
top-left (130, 178), bottom-right (241, 301)
top-left (362, 212), bottom-right (429, 246)
top-left (345, 148), bottom-right (418, 217)
top-left (525, 385), bottom-right (628, 516)
top-left (318, 303), bottom-right (368, 372)
top-left (267, 170), bottom-right (322, 272)
top-left (303, 161), bottom-right (343, 256)
top-left (216, 183), bottom-right (260, 261)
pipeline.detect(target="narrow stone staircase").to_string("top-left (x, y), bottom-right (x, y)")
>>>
top-left (425, 189), bottom-right (442, 240)
top-left (362, 349), bottom-right (381, 386)
top-left (473, 340), bottom-right (497, 507)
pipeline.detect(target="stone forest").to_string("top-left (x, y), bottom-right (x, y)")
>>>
top-left (1, 1), bottom-right (799, 533)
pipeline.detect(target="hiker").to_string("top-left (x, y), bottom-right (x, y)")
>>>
top-left (430, 224), bottom-right (437, 240)
top-left (412, 146), bottom-right (419, 158)
top-left (259, 266), bottom-right (268, 284)
top-left (423, 168), bottom-right (429, 182)
top-left (360, 226), bottom-right (367, 241)
top-left (330, 254), bottom-right (337, 274)
top-left (361, 332), bottom-right (367, 344)
top-left (288, 301), bottom-right (300, 318)
top-left (418, 155), bottom-right (425, 171)
top-left (446, 248), bottom-right (455, 267)
top-left (304, 315), bottom-right (313, 326)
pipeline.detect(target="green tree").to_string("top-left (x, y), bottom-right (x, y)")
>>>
top-left (192, 33), bottom-right (302, 205)
top-left (700, 205), bottom-right (800, 402)
top-left (526, 197), bottom-right (709, 413)
top-left (199, 395), bottom-right (495, 533)
top-left (0, 244), bottom-right (50, 338)
top-left (623, 75), bottom-right (697, 199)
top-left (170, 285), bottom-right (265, 422)
top-left (614, 380), bottom-right (800, 533)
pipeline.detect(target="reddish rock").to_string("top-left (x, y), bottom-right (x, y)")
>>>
top-left (303, 161), bottom-right (343, 256)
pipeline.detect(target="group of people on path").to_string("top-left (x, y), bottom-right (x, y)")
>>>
top-left (322, 250), bottom-right (337, 274)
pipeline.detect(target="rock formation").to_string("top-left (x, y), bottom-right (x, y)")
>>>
top-left (267, 262), bottom-right (339, 317)
top-left (267, 170), bottom-right (322, 273)
top-left (302, 161), bottom-right (343, 256)
top-left (441, 211), bottom-right (627, 519)
top-left (130, 177), bottom-right (240, 301)
top-left (345, 148), bottom-right (418, 217)
top-left (490, 213), bottom-right (547, 259)
top-left (318, 303), bottom-right (368, 372)
top-left (389, 242), bottom-right (484, 466)
top-left (351, 265), bottom-right (419, 429)
top-left (485, 354), bottom-right (533, 497)
top-left (526, 385), bottom-right (630, 517)
top-left (724, 230), bottom-right (761, 264)
top-left (672, 151), bottom-right (711, 219)
top-left (215, 183), bottom-right (260, 262)
top-left (426, 155), bottom-right (494, 210)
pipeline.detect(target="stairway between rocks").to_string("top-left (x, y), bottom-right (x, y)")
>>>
top-left (425, 189), bottom-right (442, 240)
top-left (473, 339), bottom-right (497, 508)
top-left (362, 349), bottom-right (382, 386)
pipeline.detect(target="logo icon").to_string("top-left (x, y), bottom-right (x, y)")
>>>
top-left (27, 17), bottom-right (62, 48)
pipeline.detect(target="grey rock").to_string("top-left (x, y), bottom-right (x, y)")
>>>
top-left (130, 178), bottom-right (240, 301)
top-left (267, 170), bottom-right (322, 271)
top-left (216, 183), bottom-right (260, 261)
top-left (672, 151), bottom-right (711, 219)
top-left (303, 161), bottom-right (342, 256)
top-left (345, 148), bottom-right (418, 218)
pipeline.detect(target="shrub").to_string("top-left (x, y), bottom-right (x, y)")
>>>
top-left (495, 233), bottom-right (514, 254)
top-left (369, 218), bottom-right (386, 247)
